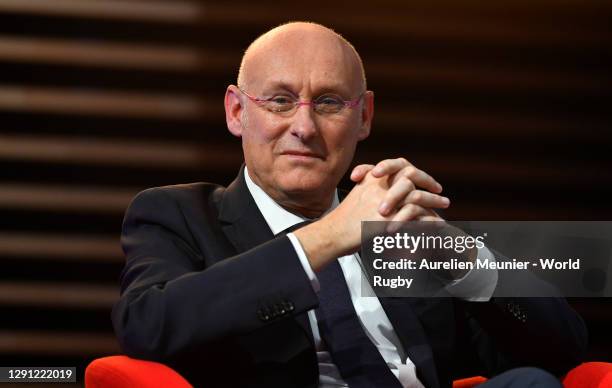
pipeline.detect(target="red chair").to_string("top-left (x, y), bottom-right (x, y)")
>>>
top-left (86, 356), bottom-right (191, 388)
top-left (563, 362), bottom-right (612, 388)
top-left (86, 355), bottom-right (612, 388)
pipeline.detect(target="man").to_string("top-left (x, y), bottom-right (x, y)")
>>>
top-left (112, 22), bottom-right (586, 388)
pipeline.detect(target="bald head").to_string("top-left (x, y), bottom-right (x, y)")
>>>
top-left (237, 22), bottom-right (366, 92)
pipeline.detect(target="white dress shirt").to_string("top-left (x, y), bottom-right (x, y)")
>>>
top-left (244, 167), bottom-right (497, 388)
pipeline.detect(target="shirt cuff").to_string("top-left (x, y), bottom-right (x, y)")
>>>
top-left (445, 246), bottom-right (498, 301)
top-left (287, 232), bottom-right (320, 293)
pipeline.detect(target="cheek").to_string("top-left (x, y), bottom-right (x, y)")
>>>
top-left (243, 113), bottom-right (285, 145)
top-left (241, 115), bottom-right (287, 170)
top-left (327, 127), bottom-right (359, 156)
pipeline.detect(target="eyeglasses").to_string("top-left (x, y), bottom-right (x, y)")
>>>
top-left (239, 88), bottom-right (364, 115)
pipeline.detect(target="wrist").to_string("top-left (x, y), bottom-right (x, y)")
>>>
top-left (293, 217), bottom-right (343, 272)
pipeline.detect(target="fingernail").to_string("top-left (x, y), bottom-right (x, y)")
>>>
top-left (442, 197), bottom-right (450, 206)
top-left (437, 183), bottom-right (443, 192)
top-left (379, 203), bottom-right (389, 214)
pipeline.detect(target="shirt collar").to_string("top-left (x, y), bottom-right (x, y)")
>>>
top-left (244, 165), bottom-right (339, 235)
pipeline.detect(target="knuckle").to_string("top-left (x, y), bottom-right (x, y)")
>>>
top-left (403, 166), bottom-right (417, 178)
top-left (400, 178), bottom-right (415, 193)
top-left (406, 204), bottom-right (417, 217)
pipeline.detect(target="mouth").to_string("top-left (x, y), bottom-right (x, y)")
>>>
top-left (281, 150), bottom-right (324, 160)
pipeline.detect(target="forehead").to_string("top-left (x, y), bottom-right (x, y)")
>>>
top-left (243, 29), bottom-right (363, 95)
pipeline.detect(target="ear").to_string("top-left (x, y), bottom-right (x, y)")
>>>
top-left (225, 85), bottom-right (244, 137)
top-left (357, 90), bottom-right (374, 141)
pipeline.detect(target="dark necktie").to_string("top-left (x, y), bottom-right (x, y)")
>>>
top-left (316, 259), bottom-right (403, 388)
top-left (282, 221), bottom-right (403, 388)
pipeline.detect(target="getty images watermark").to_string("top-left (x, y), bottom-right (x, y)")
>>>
top-left (359, 221), bottom-right (612, 298)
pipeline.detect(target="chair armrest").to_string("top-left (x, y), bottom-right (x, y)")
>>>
top-left (453, 376), bottom-right (488, 388)
top-left (85, 355), bottom-right (192, 388)
top-left (563, 362), bottom-right (612, 388)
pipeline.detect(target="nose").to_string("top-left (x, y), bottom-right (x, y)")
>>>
top-left (290, 103), bottom-right (318, 141)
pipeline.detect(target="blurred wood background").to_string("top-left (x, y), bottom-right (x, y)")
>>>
top-left (0, 0), bottom-right (610, 386)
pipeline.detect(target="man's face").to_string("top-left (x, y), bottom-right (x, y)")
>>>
top-left (226, 27), bottom-right (373, 208)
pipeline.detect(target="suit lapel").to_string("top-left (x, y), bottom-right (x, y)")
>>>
top-left (218, 165), bottom-right (274, 252)
top-left (217, 165), bottom-right (315, 345)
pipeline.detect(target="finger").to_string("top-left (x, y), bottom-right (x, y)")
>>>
top-left (385, 204), bottom-right (430, 233)
top-left (405, 190), bottom-right (450, 209)
top-left (424, 209), bottom-right (445, 221)
top-left (417, 215), bottom-right (442, 222)
top-left (371, 158), bottom-right (444, 193)
top-left (391, 203), bottom-right (429, 222)
top-left (417, 210), bottom-right (445, 222)
top-left (389, 164), bottom-right (443, 194)
top-left (386, 209), bottom-right (443, 233)
top-left (371, 158), bottom-right (410, 178)
top-left (350, 164), bottom-right (375, 182)
top-left (379, 176), bottom-right (416, 216)
top-left (393, 204), bottom-right (430, 223)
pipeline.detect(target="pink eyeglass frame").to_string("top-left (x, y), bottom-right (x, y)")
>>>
top-left (239, 88), bottom-right (365, 111)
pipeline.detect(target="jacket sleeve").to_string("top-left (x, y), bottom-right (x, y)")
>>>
top-left (111, 186), bottom-right (319, 363)
top-left (454, 257), bottom-right (588, 379)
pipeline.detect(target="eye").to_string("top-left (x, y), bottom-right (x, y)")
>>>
top-left (314, 94), bottom-right (344, 113)
top-left (269, 96), bottom-right (294, 105)
top-left (264, 95), bottom-right (296, 113)
top-left (316, 94), bottom-right (343, 105)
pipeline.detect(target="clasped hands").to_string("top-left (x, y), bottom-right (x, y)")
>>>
top-left (294, 158), bottom-right (451, 272)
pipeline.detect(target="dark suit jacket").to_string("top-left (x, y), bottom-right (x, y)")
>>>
top-left (112, 167), bottom-right (587, 388)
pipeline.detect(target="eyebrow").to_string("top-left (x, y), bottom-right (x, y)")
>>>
top-left (261, 81), bottom-right (355, 99)
top-left (314, 86), bottom-right (353, 98)
top-left (260, 82), bottom-right (298, 97)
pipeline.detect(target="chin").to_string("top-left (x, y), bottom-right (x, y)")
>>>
top-left (279, 175), bottom-right (329, 195)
